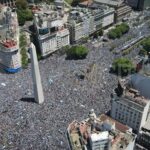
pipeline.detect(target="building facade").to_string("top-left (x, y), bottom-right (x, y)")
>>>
top-left (94, 0), bottom-right (132, 23)
top-left (135, 114), bottom-right (150, 150)
top-left (68, 8), bottom-right (95, 43)
top-left (67, 109), bottom-right (136, 150)
top-left (110, 80), bottom-right (150, 133)
top-left (33, 4), bottom-right (70, 57)
top-left (0, 6), bottom-right (21, 73)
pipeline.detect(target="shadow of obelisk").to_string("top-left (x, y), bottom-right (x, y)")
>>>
top-left (29, 43), bottom-right (44, 104)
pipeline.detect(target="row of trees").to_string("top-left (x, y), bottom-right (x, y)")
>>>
top-left (66, 45), bottom-right (89, 60)
top-left (16, 0), bottom-right (33, 25)
top-left (108, 23), bottom-right (129, 39)
top-left (140, 37), bottom-right (150, 55)
top-left (112, 58), bottom-right (135, 76)
top-left (19, 32), bottom-right (28, 68)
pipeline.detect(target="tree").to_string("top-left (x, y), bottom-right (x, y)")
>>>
top-left (16, 0), bottom-right (28, 9)
top-left (17, 8), bottom-right (33, 26)
top-left (66, 45), bottom-right (89, 59)
top-left (141, 38), bottom-right (150, 53)
top-left (20, 33), bottom-right (28, 68)
top-left (112, 58), bottom-right (135, 76)
top-left (108, 23), bottom-right (129, 39)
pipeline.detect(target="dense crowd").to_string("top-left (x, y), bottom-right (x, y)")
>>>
top-left (0, 42), bottom-right (118, 149)
top-left (0, 22), bottom-right (149, 149)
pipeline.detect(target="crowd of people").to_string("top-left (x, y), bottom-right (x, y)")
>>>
top-left (0, 22), bottom-right (149, 149)
top-left (0, 41), bottom-right (118, 149)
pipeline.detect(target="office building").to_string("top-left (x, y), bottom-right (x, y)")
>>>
top-left (67, 109), bottom-right (136, 150)
top-left (78, 2), bottom-right (115, 29)
top-left (33, 4), bottom-right (70, 57)
top-left (110, 79), bottom-right (150, 133)
top-left (68, 8), bottom-right (95, 43)
top-left (0, 6), bottom-right (21, 73)
top-left (94, 0), bottom-right (132, 22)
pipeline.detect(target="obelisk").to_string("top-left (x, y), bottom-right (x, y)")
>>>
top-left (29, 43), bottom-right (44, 104)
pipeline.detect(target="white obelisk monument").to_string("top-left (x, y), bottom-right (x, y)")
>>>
top-left (29, 43), bottom-right (44, 104)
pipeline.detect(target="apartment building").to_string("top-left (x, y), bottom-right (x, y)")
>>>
top-left (110, 79), bottom-right (150, 133)
top-left (67, 109), bottom-right (136, 150)
top-left (94, 0), bottom-right (132, 22)
top-left (33, 4), bottom-right (70, 57)
top-left (79, 1), bottom-right (115, 28)
top-left (68, 8), bottom-right (95, 43)
top-left (0, 6), bottom-right (21, 73)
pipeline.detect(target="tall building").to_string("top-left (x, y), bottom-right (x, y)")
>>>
top-left (126, 0), bottom-right (145, 10)
top-left (110, 79), bottom-right (150, 133)
top-left (0, 6), bottom-right (21, 73)
top-left (94, 0), bottom-right (132, 22)
top-left (68, 8), bottom-right (95, 43)
top-left (67, 109), bottom-right (136, 150)
top-left (68, 6), bottom-right (114, 44)
top-left (78, 2), bottom-right (115, 29)
top-left (33, 4), bottom-right (70, 57)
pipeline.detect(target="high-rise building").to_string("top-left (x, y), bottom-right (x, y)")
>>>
top-left (94, 0), bottom-right (132, 22)
top-left (110, 79), bottom-right (150, 133)
top-left (33, 4), bottom-right (70, 57)
top-left (67, 109), bottom-right (136, 150)
top-left (68, 8), bottom-right (95, 43)
top-left (0, 6), bottom-right (21, 73)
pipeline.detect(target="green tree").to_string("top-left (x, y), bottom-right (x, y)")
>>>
top-left (141, 37), bottom-right (150, 53)
top-left (16, 0), bottom-right (28, 9)
top-left (108, 23), bottom-right (129, 39)
top-left (20, 33), bottom-right (28, 68)
top-left (17, 9), bottom-right (33, 25)
top-left (66, 45), bottom-right (89, 59)
top-left (112, 58), bottom-right (135, 76)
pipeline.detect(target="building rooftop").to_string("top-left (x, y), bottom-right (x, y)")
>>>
top-left (115, 77), bottom-right (150, 107)
top-left (91, 131), bottom-right (109, 142)
top-left (94, 0), bottom-right (123, 7)
top-left (129, 74), bottom-right (150, 99)
top-left (67, 111), bottom-right (136, 150)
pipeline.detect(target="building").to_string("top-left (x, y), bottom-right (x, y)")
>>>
top-left (126, 0), bottom-right (145, 10)
top-left (135, 114), bottom-right (150, 150)
top-left (0, 0), bottom-right (16, 7)
top-left (67, 109), bottom-right (136, 150)
top-left (94, 0), bottom-right (132, 23)
top-left (78, 2), bottom-right (115, 29)
top-left (0, 6), bottom-right (21, 73)
top-left (68, 6), bottom-right (114, 43)
top-left (33, 4), bottom-right (70, 57)
top-left (110, 79), bottom-right (150, 133)
top-left (128, 74), bottom-right (150, 99)
top-left (68, 8), bottom-right (95, 43)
